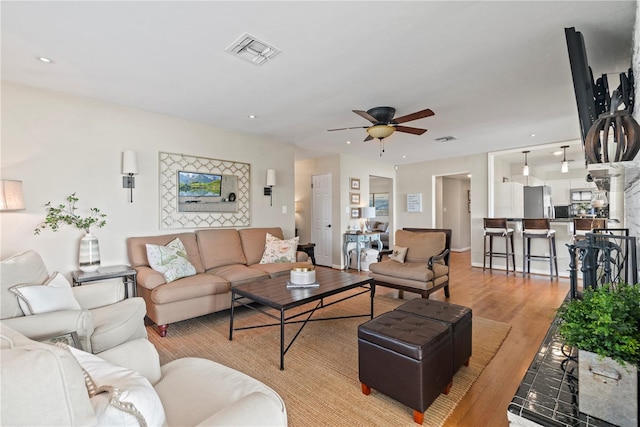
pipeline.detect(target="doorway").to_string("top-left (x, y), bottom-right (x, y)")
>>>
top-left (311, 173), bottom-right (332, 266)
top-left (369, 175), bottom-right (393, 249)
top-left (435, 173), bottom-right (471, 252)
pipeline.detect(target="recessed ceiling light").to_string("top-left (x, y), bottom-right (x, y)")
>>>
top-left (467, 174), bottom-right (472, 178)
top-left (402, 155), bottom-right (407, 159)
top-left (346, 140), bottom-right (351, 144)
top-left (553, 150), bottom-right (563, 156)
top-left (36, 56), bottom-right (54, 63)
top-left (530, 134), bottom-right (536, 138)
top-left (248, 115), bottom-right (256, 119)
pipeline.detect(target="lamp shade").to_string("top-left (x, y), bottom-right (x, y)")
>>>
top-left (366, 125), bottom-right (395, 140)
top-left (266, 169), bottom-right (276, 187)
top-left (0, 180), bottom-right (25, 211)
top-left (361, 207), bottom-right (376, 219)
top-left (122, 151), bottom-right (139, 175)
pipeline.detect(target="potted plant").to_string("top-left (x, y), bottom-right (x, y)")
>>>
top-left (34, 193), bottom-right (107, 272)
top-left (556, 282), bottom-right (640, 427)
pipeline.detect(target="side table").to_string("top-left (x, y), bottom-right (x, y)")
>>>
top-left (71, 265), bottom-right (137, 298)
top-left (297, 243), bottom-right (316, 265)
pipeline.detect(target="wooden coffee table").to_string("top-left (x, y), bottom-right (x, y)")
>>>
top-left (229, 267), bottom-right (375, 370)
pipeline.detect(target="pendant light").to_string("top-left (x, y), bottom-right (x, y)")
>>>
top-left (522, 151), bottom-right (530, 176)
top-left (560, 145), bottom-right (569, 173)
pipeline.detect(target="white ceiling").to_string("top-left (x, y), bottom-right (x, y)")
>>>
top-left (1, 1), bottom-right (636, 166)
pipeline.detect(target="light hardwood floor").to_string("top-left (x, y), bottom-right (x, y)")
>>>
top-left (368, 250), bottom-right (570, 426)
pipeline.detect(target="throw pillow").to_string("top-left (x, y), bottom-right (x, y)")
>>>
top-left (9, 272), bottom-right (82, 315)
top-left (389, 245), bottom-right (408, 263)
top-left (259, 233), bottom-right (299, 264)
top-left (146, 238), bottom-right (196, 283)
top-left (68, 345), bottom-right (166, 427)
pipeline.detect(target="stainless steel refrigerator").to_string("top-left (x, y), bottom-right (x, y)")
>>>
top-left (523, 186), bottom-right (553, 218)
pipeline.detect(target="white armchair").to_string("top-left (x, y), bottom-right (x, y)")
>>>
top-left (1, 250), bottom-right (147, 354)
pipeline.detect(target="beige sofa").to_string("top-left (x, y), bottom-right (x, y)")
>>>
top-left (0, 323), bottom-right (287, 426)
top-left (128, 227), bottom-right (308, 337)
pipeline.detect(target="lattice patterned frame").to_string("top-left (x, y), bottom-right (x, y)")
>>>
top-left (159, 152), bottom-right (250, 229)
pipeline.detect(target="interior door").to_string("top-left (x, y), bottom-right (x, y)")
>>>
top-left (312, 174), bottom-right (332, 267)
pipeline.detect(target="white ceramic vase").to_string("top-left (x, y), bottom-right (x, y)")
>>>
top-left (79, 232), bottom-right (100, 272)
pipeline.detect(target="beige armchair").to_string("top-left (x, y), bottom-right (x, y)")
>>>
top-left (1, 250), bottom-right (147, 354)
top-left (369, 228), bottom-right (452, 299)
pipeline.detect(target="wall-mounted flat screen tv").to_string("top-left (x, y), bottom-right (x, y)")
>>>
top-left (178, 171), bottom-right (222, 197)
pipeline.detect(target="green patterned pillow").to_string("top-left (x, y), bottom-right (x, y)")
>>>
top-left (145, 238), bottom-right (196, 283)
top-left (259, 233), bottom-right (299, 264)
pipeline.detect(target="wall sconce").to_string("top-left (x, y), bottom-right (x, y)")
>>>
top-left (0, 180), bottom-right (25, 211)
top-left (264, 169), bottom-right (276, 206)
top-left (522, 150), bottom-right (530, 176)
top-left (560, 145), bottom-right (569, 173)
top-left (122, 151), bottom-right (138, 203)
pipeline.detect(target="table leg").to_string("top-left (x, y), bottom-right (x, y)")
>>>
top-left (343, 239), bottom-right (350, 269)
top-left (356, 241), bottom-right (362, 271)
top-left (280, 308), bottom-right (285, 370)
top-left (370, 283), bottom-right (375, 319)
top-left (229, 292), bottom-right (235, 341)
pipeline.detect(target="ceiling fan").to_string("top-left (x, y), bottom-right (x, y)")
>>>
top-left (328, 106), bottom-right (434, 155)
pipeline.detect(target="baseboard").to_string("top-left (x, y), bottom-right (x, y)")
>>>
top-left (451, 247), bottom-right (471, 252)
top-left (471, 261), bottom-right (570, 278)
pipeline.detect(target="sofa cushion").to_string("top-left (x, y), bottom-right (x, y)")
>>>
top-left (9, 272), bottom-right (81, 315)
top-left (150, 273), bottom-right (230, 304)
top-left (145, 237), bottom-right (197, 283)
top-left (238, 227), bottom-right (284, 265)
top-left (395, 230), bottom-right (446, 264)
top-left (249, 262), bottom-right (299, 278)
top-left (1, 250), bottom-right (50, 319)
top-left (207, 264), bottom-right (268, 287)
top-left (369, 260), bottom-right (435, 282)
top-left (0, 323), bottom-right (97, 426)
top-left (197, 229), bottom-right (247, 270)
top-left (128, 233), bottom-right (205, 273)
top-left (68, 345), bottom-right (166, 427)
top-left (260, 233), bottom-right (299, 264)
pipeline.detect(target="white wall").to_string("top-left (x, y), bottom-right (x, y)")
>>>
top-left (1, 83), bottom-right (296, 274)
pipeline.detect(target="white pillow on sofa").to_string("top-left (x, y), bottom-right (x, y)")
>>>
top-left (260, 233), bottom-right (299, 264)
top-left (68, 345), bottom-right (166, 427)
top-left (146, 238), bottom-right (196, 283)
top-left (9, 272), bottom-right (81, 315)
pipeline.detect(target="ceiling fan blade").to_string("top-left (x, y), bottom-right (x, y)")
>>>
top-left (395, 125), bottom-right (427, 135)
top-left (327, 126), bottom-right (368, 131)
top-left (353, 110), bottom-right (379, 124)
top-left (364, 135), bottom-right (374, 142)
top-left (393, 108), bottom-right (435, 124)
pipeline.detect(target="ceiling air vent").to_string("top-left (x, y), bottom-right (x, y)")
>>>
top-left (435, 136), bottom-right (457, 142)
top-left (225, 33), bottom-right (281, 66)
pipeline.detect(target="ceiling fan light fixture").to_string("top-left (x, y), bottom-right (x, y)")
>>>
top-left (366, 124), bottom-right (395, 140)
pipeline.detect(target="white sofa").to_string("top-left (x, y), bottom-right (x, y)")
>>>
top-left (0, 323), bottom-right (288, 426)
top-left (1, 250), bottom-right (147, 354)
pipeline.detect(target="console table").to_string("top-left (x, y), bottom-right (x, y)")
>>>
top-left (343, 232), bottom-right (383, 271)
top-left (507, 315), bottom-right (616, 427)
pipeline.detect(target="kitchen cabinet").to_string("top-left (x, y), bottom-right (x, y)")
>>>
top-left (547, 179), bottom-right (570, 204)
top-left (494, 182), bottom-right (524, 218)
top-left (570, 188), bottom-right (593, 216)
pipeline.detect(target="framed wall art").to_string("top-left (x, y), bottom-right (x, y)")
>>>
top-left (351, 208), bottom-right (360, 218)
top-left (159, 152), bottom-right (250, 229)
top-left (350, 192), bottom-right (360, 205)
top-left (350, 178), bottom-right (360, 190)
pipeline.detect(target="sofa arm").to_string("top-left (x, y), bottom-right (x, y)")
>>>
top-left (196, 391), bottom-right (287, 426)
top-left (428, 248), bottom-right (450, 269)
top-left (97, 338), bottom-right (162, 384)
top-left (2, 309), bottom-right (95, 350)
top-left (136, 266), bottom-right (167, 290)
top-left (377, 249), bottom-right (392, 262)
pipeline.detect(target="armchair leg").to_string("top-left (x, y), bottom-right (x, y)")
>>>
top-left (157, 324), bottom-right (169, 337)
top-left (413, 410), bottom-right (424, 424)
top-left (361, 383), bottom-right (371, 395)
top-left (444, 284), bottom-right (450, 298)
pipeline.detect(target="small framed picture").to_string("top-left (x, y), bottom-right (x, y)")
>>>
top-left (40, 332), bottom-right (81, 349)
top-left (350, 178), bottom-right (360, 190)
top-left (350, 192), bottom-right (360, 205)
top-left (350, 208), bottom-right (360, 218)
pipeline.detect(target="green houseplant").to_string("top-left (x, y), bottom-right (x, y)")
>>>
top-left (556, 282), bottom-right (640, 427)
top-left (34, 193), bottom-right (106, 235)
top-left (34, 193), bottom-right (107, 272)
top-left (556, 282), bottom-right (640, 368)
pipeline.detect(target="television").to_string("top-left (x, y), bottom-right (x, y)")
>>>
top-left (178, 171), bottom-right (222, 197)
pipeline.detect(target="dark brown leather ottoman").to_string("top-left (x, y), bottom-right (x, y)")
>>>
top-left (358, 310), bottom-right (453, 424)
top-left (395, 299), bottom-right (472, 375)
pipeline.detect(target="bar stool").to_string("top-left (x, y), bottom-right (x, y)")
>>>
top-left (483, 218), bottom-right (516, 274)
top-left (572, 218), bottom-right (607, 242)
top-left (522, 218), bottom-right (558, 281)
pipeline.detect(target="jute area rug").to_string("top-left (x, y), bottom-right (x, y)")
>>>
top-left (147, 292), bottom-right (510, 427)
